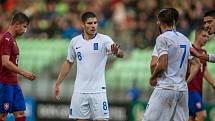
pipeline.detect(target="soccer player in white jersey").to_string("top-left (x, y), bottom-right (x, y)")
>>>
top-left (54, 11), bottom-right (123, 121)
top-left (142, 8), bottom-right (192, 121)
top-left (199, 10), bottom-right (215, 62)
top-left (190, 10), bottom-right (215, 62)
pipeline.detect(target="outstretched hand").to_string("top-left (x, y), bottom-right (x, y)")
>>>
top-left (111, 43), bottom-right (120, 55)
top-left (198, 53), bottom-right (209, 61)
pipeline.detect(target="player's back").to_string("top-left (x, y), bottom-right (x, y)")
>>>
top-left (156, 30), bottom-right (190, 91)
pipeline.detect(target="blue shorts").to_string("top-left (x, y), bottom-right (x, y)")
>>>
top-left (0, 83), bottom-right (26, 113)
top-left (188, 91), bottom-right (205, 117)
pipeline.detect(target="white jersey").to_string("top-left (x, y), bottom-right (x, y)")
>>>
top-left (154, 30), bottom-right (191, 91)
top-left (67, 33), bottom-right (114, 93)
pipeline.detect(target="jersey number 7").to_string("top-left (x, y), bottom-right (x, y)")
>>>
top-left (180, 45), bottom-right (187, 68)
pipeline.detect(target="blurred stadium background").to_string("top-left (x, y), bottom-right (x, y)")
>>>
top-left (1, 0), bottom-right (215, 121)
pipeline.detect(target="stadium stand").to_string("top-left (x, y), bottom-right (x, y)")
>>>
top-left (106, 49), bottom-right (152, 90)
top-left (17, 39), bottom-right (69, 74)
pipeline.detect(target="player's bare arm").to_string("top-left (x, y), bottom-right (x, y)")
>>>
top-left (149, 54), bottom-right (168, 86)
top-left (203, 67), bottom-right (215, 89)
top-left (111, 43), bottom-right (124, 58)
top-left (150, 56), bottom-right (158, 74)
top-left (2, 55), bottom-right (36, 81)
top-left (190, 41), bottom-right (215, 63)
top-left (55, 60), bottom-right (73, 100)
top-left (186, 58), bottom-right (200, 83)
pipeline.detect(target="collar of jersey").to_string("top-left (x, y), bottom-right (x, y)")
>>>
top-left (82, 33), bottom-right (97, 40)
top-left (163, 29), bottom-right (178, 36)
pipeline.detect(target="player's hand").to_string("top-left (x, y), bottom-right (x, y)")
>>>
top-left (54, 82), bottom-right (61, 100)
top-left (198, 53), bottom-right (209, 61)
top-left (22, 71), bottom-right (36, 81)
top-left (149, 77), bottom-right (157, 86)
top-left (111, 43), bottom-right (120, 55)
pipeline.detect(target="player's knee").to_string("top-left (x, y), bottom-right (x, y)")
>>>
top-left (13, 111), bottom-right (26, 118)
top-left (0, 113), bottom-right (7, 120)
top-left (197, 111), bottom-right (207, 120)
top-left (202, 112), bottom-right (207, 119)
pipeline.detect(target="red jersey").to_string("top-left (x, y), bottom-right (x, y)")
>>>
top-left (0, 32), bottom-right (19, 84)
top-left (188, 45), bottom-right (207, 94)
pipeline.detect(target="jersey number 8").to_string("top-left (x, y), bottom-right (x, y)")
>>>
top-left (77, 52), bottom-right (82, 61)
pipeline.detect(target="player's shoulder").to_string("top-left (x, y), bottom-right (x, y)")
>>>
top-left (1, 32), bottom-right (13, 41)
top-left (69, 34), bottom-right (82, 45)
top-left (97, 33), bottom-right (112, 39)
top-left (156, 33), bottom-right (166, 42)
top-left (176, 31), bottom-right (189, 39)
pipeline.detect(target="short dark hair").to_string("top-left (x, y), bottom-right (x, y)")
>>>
top-left (158, 8), bottom-right (179, 26)
top-left (204, 10), bottom-right (215, 18)
top-left (11, 12), bottom-right (30, 25)
top-left (81, 11), bottom-right (97, 23)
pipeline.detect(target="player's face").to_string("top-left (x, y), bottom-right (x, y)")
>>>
top-left (15, 22), bottom-right (28, 36)
top-left (204, 16), bottom-right (215, 35)
top-left (83, 17), bottom-right (97, 36)
top-left (199, 31), bottom-right (209, 47)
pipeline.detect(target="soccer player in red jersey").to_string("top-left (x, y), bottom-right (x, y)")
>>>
top-left (188, 26), bottom-right (215, 121)
top-left (0, 12), bottom-right (36, 121)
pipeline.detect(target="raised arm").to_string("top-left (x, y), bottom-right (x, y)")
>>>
top-left (111, 43), bottom-right (124, 58)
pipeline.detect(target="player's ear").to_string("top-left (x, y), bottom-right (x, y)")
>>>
top-left (157, 20), bottom-right (160, 26)
top-left (81, 22), bottom-right (84, 28)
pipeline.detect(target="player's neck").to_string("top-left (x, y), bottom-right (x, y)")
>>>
top-left (193, 42), bottom-right (201, 49)
top-left (161, 26), bottom-right (175, 33)
top-left (83, 32), bottom-right (96, 40)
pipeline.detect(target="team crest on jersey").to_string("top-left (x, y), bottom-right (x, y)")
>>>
top-left (4, 103), bottom-right (9, 110)
top-left (93, 43), bottom-right (98, 50)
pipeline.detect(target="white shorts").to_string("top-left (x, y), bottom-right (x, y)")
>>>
top-left (142, 88), bottom-right (189, 121)
top-left (69, 92), bottom-right (109, 120)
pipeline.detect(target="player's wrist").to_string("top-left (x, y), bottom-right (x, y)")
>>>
top-left (19, 70), bottom-right (25, 76)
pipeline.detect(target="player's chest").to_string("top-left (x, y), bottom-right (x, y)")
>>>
top-left (11, 41), bottom-right (19, 55)
top-left (74, 41), bottom-right (105, 55)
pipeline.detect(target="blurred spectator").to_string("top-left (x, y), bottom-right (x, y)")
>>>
top-left (0, 0), bottom-right (214, 49)
top-left (126, 79), bottom-right (141, 102)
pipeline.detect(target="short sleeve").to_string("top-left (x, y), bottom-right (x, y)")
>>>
top-left (152, 46), bottom-right (158, 57)
top-left (66, 40), bottom-right (76, 62)
top-left (1, 36), bottom-right (12, 56)
top-left (104, 35), bottom-right (114, 52)
top-left (156, 36), bottom-right (168, 57)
